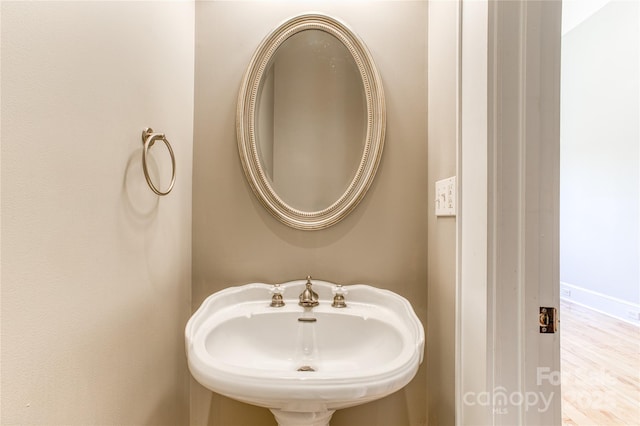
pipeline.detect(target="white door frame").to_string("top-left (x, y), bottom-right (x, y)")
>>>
top-left (456, 0), bottom-right (562, 424)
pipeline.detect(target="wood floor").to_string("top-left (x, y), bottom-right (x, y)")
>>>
top-left (561, 300), bottom-right (640, 425)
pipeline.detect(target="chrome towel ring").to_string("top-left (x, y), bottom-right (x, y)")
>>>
top-left (141, 128), bottom-right (176, 196)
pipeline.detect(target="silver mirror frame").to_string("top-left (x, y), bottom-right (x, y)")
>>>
top-left (237, 13), bottom-right (386, 231)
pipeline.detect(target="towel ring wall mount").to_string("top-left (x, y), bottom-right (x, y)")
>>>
top-left (141, 128), bottom-right (176, 196)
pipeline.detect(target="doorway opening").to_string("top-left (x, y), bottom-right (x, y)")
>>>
top-left (560, 1), bottom-right (640, 424)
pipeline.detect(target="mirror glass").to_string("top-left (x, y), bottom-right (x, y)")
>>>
top-left (237, 14), bottom-right (385, 230)
top-left (256, 30), bottom-right (366, 212)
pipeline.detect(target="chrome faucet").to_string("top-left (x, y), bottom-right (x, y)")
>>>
top-left (299, 276), bottom-right (319, 308)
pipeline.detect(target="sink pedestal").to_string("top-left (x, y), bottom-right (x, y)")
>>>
top-left (270, 409), bottom-right (335, 426)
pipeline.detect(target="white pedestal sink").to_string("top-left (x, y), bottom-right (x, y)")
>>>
top-left (185, 278), bottom-right (424, 426)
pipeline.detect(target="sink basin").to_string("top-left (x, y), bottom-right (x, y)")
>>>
top-left (185, 279), bottom-right (424, 426)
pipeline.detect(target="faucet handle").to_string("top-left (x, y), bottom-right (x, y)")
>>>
top-left (331, 285), bottom-right (348, 308)
top-left (332, 284), bottom-right (348, 296)
top-left (270, 284), bottom-right (285, 307)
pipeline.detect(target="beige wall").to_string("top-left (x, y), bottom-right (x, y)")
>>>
top-left (0, 1), bottom-right (461, 425)
top-left (1, 2), bottom-right (194, 424)
top-left (427, 1), bottom-right (459, 425)
top-left (193, 1), bottom-right (428, 425)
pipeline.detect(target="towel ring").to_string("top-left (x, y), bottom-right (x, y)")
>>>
top-left (141, 128), bottom-right (176, 196)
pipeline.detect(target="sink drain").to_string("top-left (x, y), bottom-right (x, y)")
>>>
top-left (297, 365), bottom-right (315, 372)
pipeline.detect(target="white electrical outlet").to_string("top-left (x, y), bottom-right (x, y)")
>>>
top-left (626, 310), bottom-right (640, 321)
top-left (435, 176), bottom-right (456, 217)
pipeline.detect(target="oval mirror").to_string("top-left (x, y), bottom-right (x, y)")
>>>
top-left (237, 14), bottom-right (385, 230)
